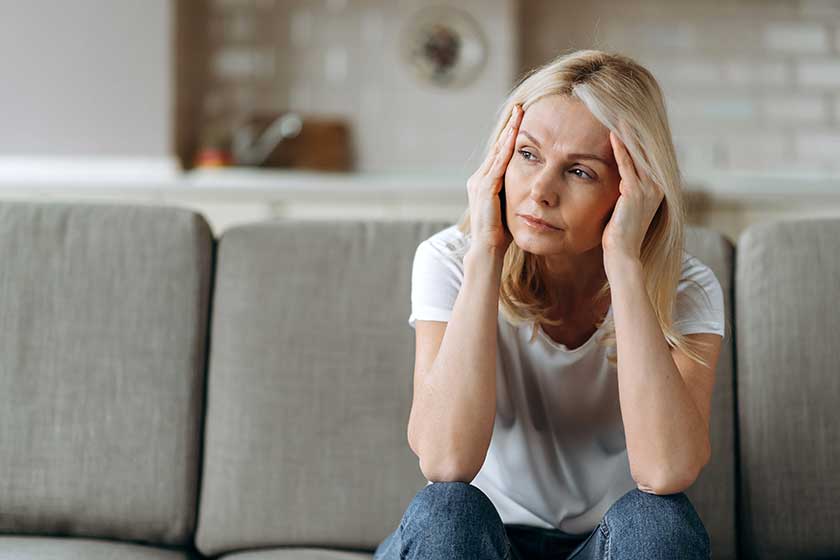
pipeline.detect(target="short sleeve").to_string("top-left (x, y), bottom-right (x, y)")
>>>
top-left (672, 255), bottom-right (726, 338)
top-left (407, 239), bottom-right (465, 329)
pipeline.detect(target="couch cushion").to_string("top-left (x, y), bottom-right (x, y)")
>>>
top-left (682, 226), bottom-right (738, 560)
top-left (220, 548), bottom-right (371, 559)
top-left (0, 536), bottom-right (188, 559)
top-left (735, 218), bottom-right (840, 558)
top-left (195, 220), bottom-right (737, 557)
top-left (0, 201), bottom-right (213, 546)
top-left (195, 220), bottom-right (446, 556)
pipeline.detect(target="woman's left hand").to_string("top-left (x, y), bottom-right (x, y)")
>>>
top-left (601, 127), bottom-right (665, 263)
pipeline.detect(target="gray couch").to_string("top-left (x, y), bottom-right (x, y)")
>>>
top-left (0, 200), bottom-right (837, 559)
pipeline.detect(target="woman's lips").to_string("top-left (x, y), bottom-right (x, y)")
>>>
top-left (521, 214), bottom-right (562, 232)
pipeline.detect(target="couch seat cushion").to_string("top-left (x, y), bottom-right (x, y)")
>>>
top-left (220, 548), bottom-right (371, 559)
top-left (0, 536), bottom-right (188, 558)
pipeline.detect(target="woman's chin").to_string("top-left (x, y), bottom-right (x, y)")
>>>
top-left (512, 232), bottom-right (564, 253)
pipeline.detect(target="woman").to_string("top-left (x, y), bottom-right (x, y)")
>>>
top-left (374, 49), bottom-right (724, 559)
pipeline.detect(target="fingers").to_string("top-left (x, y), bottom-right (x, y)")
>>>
top-left (489, 129), bottom-right (516, 177)
top-left (609, 129), bottom-right (639, 186)
top-left (610, 128), bottom-right (664, 201)
top-left (500, 104), bottom-right (521, 141)
top-left (477, 145), bottom-right (497, 176)
top-left (479, 104), bottom-right (522, 176)
top-left (488, 104), bottom-right (522, 177)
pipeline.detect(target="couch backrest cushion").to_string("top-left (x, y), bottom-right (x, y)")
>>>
top-left (195, 220), bottom-right (443, 556)
top-left (195, 219), bottom-right (739, 557)
top-left (0, 201), bottom-right (213, 546)
top-left (682, 226), bottom-right (738, 560)
top-left (735, 218), bottom-right (840, 559)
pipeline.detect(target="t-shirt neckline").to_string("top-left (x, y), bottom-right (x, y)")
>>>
top-left (535, 305), bottom-right (612, 353)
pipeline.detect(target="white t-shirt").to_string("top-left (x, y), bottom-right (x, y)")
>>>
top-left (408, 224), bottom-right (726, 535)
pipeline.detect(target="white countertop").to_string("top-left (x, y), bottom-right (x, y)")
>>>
top-left (1, 157), bottom-right (838, 205)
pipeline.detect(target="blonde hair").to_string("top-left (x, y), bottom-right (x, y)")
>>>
top-left (457, 49), bottom-right (716, 368)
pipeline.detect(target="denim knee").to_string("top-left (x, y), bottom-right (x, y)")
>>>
top-left (602, 488), bottom-right (710, 557)
top-left (401, 481), bottom-right (503, 531)
top-left (399, 481), bottom-right (510, 559)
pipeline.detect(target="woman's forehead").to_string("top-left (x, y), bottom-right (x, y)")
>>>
top-left (523, 96), bottom-right (608, 140)
top-left (520, 100), bottom-right (612, 160)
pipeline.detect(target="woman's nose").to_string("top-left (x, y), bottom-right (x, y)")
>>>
top-left (528, 173), bottom-right (559, 206)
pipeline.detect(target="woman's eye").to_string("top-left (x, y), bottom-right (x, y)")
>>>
top-left (517, 152), bottom-right (593, 181)
top-left (518, 149), bottom-right (536, 162)
top-left (569, 168), bottom-right (593, 180)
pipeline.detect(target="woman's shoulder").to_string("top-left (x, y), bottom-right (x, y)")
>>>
top-left (679, 251), bottom-right (720, 288)
top-left (419, 224), bottom-right (472, 265)
top-left (673, 250), bottom-right (726, 336)
top-left (408, 225), bottom-right (471, 327)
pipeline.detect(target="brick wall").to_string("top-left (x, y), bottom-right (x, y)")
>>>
top-left (521, 0), bottom-right (840, 177)
top-left (202, 0), bottom-right (840, 179)
top-left (202, 0), bottom-right (517, 174)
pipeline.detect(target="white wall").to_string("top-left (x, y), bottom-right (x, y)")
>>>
top-left (0, 0), bottom-right (172, 159)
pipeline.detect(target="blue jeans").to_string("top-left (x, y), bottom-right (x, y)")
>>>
top-left (372, 481), bottom-right (710, 559)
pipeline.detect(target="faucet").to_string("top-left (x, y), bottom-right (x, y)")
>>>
top-left (231, 112), bottom-right (303, 166)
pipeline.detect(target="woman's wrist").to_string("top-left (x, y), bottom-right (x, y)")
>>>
top-left (604, 251), bottom-right (642, 282)
top-left (465, 243), bottom-right (505, 278)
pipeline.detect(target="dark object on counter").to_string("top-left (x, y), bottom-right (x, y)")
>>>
top-left (194, 148), bottom-right (234, 168)
top-left (194, 120), bottom-right (235, 168)
top-left (232, 112), bottom-right (353, 171)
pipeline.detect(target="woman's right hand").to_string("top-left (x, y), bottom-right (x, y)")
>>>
top-left (466, 103), bottom-right (522, 256)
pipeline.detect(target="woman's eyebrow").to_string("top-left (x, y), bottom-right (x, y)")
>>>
top-left (519, 129), bottom-right (612, 166)
top-left (518, 129), bottom-right (543, 147)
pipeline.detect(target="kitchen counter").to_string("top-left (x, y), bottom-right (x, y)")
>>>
top-left (1, 162), bottom-right (838, 203)
top-left (1, 159), bottom-right (839, 239)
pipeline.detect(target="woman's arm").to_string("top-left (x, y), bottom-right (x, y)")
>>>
top-left (606, 254), bottom-right (712, 494)
top-left (600, 128), bottom-right (719, 494)
top-left (407, 243), bottom-right (504, 482)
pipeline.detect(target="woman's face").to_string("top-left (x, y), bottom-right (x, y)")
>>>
top-left (505, 94), bottom-right (622, 259)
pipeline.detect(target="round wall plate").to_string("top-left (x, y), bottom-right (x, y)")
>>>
top-left (399, 6), bottom-right (488, 89)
